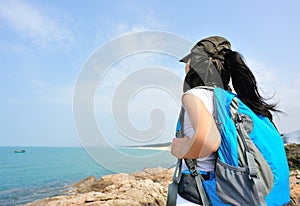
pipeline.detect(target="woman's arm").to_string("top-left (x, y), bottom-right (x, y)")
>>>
top-left (171, 93), bottom-right (221, 159)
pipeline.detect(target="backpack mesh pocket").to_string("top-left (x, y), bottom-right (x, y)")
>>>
top-left (215, 159), bottom-right (261, 206)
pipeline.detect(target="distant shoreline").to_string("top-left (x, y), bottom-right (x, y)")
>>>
top-left (132, 146), bottom-right (171, 151)
top-left (118, 145), bottom-right (171, 151)
top-left (122, 142), bottom-right (171, 151)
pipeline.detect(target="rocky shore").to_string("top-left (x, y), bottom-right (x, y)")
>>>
top-left (25, 144), bottom-right (300, 206)
top-left (25, 167), bottom-right (174, 206)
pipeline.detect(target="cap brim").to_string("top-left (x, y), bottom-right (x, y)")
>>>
top-left (179, 53), bottom-right (192, 63)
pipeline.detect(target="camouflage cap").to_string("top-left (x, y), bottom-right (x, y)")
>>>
top-left (180, 36), bottom-right (231, 63)
top-left (180, 36), bottom-right (231, 88)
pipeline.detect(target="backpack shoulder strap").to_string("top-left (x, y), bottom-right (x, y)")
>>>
top-left (184, 159), bottom-right (211, 206)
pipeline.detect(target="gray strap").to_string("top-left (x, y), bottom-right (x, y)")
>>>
top-left (185, 159), bottom-right (211, 206)
top-left (166, 159), bottom-right (182, 206)
top-left (246, 151), bottom-right (267, 206)
top-left (195, 175), bottom-right (211, 206)
top-left (230, 97), bottom-right (267, 206)
top-left (252, 178), bottom-right (267, 206)
top-left (166, 182), bottom-right (178, 206)
top-left (246, 151), bottom-right (257, 178)
top-left (167, 107), bottom-right (185, 206)
top-left (173, 159), bottom-right (182, 184)
top-left (230, 97), bottom-right (239, 120)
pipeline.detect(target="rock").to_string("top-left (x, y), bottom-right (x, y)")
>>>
top-left (88, 168), bottom-right (174, 206)
top-left (85, 192), bottom-right (106, 203)
top-left (73, 175), bottom-right (97, 193)
top-left (25, 167), bottom-right (174, 206)
top-left (132, 167), bottom-right (174, 185)
top-left (286, 144), bottom-right (300, 205)
top-left (290, 170), bottom-right (300, 205)
top-left (285, 143), bottom-right (300, 170)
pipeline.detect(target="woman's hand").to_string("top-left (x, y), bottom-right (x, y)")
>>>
top-left (171, 136), bottom-right (191, 159)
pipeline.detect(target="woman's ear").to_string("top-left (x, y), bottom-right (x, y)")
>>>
top-left (185, 58), bottom-right (191, 74)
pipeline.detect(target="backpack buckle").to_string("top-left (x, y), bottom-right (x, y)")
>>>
top-left (176, 130), bottom-right (183, 138)
top-left (236, 114), bottom-right (243, 123)
top-left (249, 173), bottom-right (259, 180)
top-left (189, 165), bottom-right (198, 177)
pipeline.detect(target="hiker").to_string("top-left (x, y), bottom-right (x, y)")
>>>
top-left (169, 36), bottom-right (288, 205)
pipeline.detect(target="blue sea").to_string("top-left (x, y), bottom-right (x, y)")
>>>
top-left (0, 147), bottom-right (175, 206)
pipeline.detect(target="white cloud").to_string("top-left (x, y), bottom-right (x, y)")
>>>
top-left (0, 0), bottom-right (74, 48)
top-left (114, 24), bottom-right (148, 36)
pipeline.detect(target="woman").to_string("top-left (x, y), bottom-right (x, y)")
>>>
top-left (170, 36), bottom-right (279, 205)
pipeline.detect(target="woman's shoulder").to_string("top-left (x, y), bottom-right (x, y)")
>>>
top-left (184, 87), bottom-right (214, 98)
top-left (183, 88), bottom-right (214, 113)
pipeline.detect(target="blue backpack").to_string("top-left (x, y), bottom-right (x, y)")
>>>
top-left (167, 87), bottom-right (290, 206)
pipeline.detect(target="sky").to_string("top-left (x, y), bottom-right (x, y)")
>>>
top-left (1, 0), bottom-right (300, 147)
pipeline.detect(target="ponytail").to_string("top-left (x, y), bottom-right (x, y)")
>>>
top-left (224, 51), bottom-right (279, 121)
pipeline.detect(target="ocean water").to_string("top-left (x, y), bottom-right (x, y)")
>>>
top-left (0, 147), bottom-right (175, 206)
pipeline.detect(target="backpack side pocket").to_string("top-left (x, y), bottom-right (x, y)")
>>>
top-left (215, 159), bottom-right (260, 206)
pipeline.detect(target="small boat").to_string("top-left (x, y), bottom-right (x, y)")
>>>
top-left (14, 149), bottom-right (26, 153)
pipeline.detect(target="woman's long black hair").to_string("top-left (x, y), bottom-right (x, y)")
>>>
top-left (184, 51), bottom-right (279, 121)
top-left (224, 51), bottom-right (279, 121)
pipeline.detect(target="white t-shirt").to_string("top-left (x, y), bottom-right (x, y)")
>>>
top-left (177, 88), bottom-right (217, 205)
top-left (181, 88), bottom-right (217, 172)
